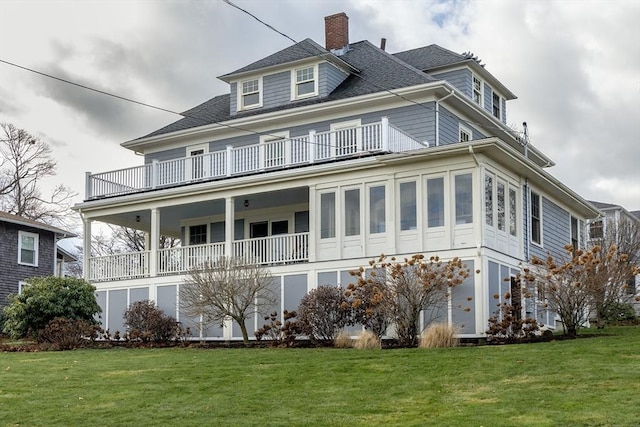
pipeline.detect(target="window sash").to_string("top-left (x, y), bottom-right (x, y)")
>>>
top-left (400, 181), bottom-right (417, 231)
top-left (509, 188), bottom-right (517, 236)
top-left (427, 177), bottom-right (445, 228)
top-left (531, 192), bottom-right (541, 244)
top-left (320, 192), bottom-right (336, 239)
top-left (296, 67), bottom-right (315, 97)
top-left (241, 79), bottom-right (260, 108)
top-left (369, 186), bottom-right (386, 234)
top-left (189, 225), bottom-right (207, 245)
top-left (497, 181), bottom-right (506, 232)
top-left (344, 189), bottom-right (360, 237)
top-left (485, 175), bottom-right (493, 226)
top-left (18, 232), bottom-right (38, 266)
top-left (455, 174), bottom-right (473, 225)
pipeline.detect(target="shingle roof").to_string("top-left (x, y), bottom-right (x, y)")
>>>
top-left (393, 44), bottom-right (468, 70)
top-left (0, 210), bottom-right (76, 237)
top-left (589, 200), bottom-right (621, 210)
top-left (220, 38), bottom-right (328, 78)
top-left (631, 211), bottom-right (640, 220)
top-left (137, 40), bottom-right (439, 140)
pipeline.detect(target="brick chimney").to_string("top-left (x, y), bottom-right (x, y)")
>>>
top-left (324, 13), bottom-right (349, 51)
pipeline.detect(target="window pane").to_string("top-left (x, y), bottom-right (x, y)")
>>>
top-left (531, 193), bottom-right (541, 243)
top-left (427, 177), bottom-right (444, 228)
top-left (509, 188), bottom-right (517, 236)
top-left (455, 174), bottom-right (473, 225)
top-left (21, 248), bottom-right (35, 265)
top-left (242, 79), bottom-right (259, 93)
top-left (189, 225), bottom-right (207, 245)
top-left (297, 81), bottom-right (314, 96)
top-left (400, 181), bottom-right (417, 231)
top-left (243, 92), bottom-right (259, 107)
top-left (497, 181), bottom-right (505, 231)
top-left (21, 235), bottom-right (35, 250)
top-left (296, 67), bottom-right (314, 82)
top-left (369, 186), bottom-right (385, 234)
top-left (344, 189), bottom-right (360, 236)
top-left (485, 175), bottom-right (493, 226)
top-left (321, 193), bottom-right (336, 239)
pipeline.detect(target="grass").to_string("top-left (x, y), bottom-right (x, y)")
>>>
top-left (1, 327), bottom-right (639, 426)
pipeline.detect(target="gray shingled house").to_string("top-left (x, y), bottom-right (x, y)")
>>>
top-left (0, 211), bottom-right (76, 309)
top-left (73, 13), bottom-right (599, 339)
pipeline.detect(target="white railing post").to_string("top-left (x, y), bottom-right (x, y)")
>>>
top-left (381, 117), bottom-right (389, 152)
top-left (85, 172), bottom-right (92, 199)
top-left (151, 160), bottom-right (159, 189)
top-left (226, 145), bottom-right (233, 177)
top-left (308, 130), bottom-right (316, 163)
top-left (149, 208), bottom-right (159, 277)
top-left (285, 138), bottom-right (291, 167)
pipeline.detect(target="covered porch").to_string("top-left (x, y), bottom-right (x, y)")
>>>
top-left (83, 187), bottom-right (311, 282)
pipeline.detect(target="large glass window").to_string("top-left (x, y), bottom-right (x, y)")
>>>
top-left (427, 177), bottom-right (445, 228)
top-left (320, 192), bottom-right (336, 239)
top-left (497, 181), bottom-right (506, 232)
top-left (241, 78), bottom-right (260, 108)
top-left (455, 174), bottom-right (473, 225)
top-left (485, 174), bottom-right (493, 226)
top-left (531, 192), bottom-right (541, 244)
top-left (509, 187), bottom-right (517, 236)
top-left (369, 186), bottom-right (386, 234)
top-left (344, 189), bottom-right (360, 237)
top-left (400, 181), bottom-right (417, 231)
top-left (18, 231), bottom-right (38, 266)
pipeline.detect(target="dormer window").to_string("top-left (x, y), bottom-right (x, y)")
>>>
top-left (292, 65), bottom-right (318, 99)
top-left (492, 92), bottom-right (502, 120)
top-left (473, 75), bottom-right (483, 106)
top-left (240, 78), bottom-right (261, 109)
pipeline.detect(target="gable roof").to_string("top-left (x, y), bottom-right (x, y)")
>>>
top-left (0, 211), bottom-right (76, 238)
top-left (135, 40), bottom-right (438, 141)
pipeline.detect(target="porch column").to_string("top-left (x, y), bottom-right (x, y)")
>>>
top-left (225, 197), bottom-right (234, 258)
top-left (149, 208), bottom-right (160, 277)
top-left (82, 218), bottom-right (92, 281)
top-left (308, 185), bottom-right (317, 262)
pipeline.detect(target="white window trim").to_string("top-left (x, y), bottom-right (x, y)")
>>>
top-left (238, 77), bottom-right (263, 110)
top-left (18, 280), bottom-right (29, 294)
top-left (530, 190), bottom-right (543, 247)
top-left (18, 230), bottom-right (39, 267)
top-left (459, 123), bottom-right (473, 142)
top-left (291, 64), bottom-right (319, 100)
top-left (472, 74), bottom-right (483, 106)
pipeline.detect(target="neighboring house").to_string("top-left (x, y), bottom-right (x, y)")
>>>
top-left (0, 211), bottom-right (76, 309)
top-left (73, 13), bottom-right (599, 338)
top-left (587, 201), bottom-right (640, 313)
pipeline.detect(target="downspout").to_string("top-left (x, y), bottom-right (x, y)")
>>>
top-left (435, 90), bottom-right (455, 146)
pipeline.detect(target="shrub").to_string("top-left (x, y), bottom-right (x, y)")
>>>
top-left (602, 302), bottom-right (636, 323)
top-left (419, 323), bottom-right (459, 348)
top-left (353, 330), bottom-right (381, 350)
top-left (486, 293), bottom-right (539, 344)
top-left (39, 317), bottom-right (93, 350)
top-left (297, 285), bottom-right (351, 344)
top-left (254, 311), bottom-right (302, 347)
top-left (123, 300), bottom-right (179, 343)
top-left (2, 277), bottom-right (101, 339)
top-left (333, 331), bottom-right (353, 348)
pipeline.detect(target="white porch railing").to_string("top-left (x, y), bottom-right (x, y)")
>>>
top-left (158, 242), bottom-right (225, 275)
top-left (89, 251), bottom-right (149, 281)
top-left (85, 118), bottom-right (426, 199)
top-left (88, 233), bottom-right (310, 282)
top-left (232, 233), bottom-right (309, 265)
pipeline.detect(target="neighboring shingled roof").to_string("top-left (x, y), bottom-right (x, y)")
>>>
top-left (0, 210), bottom-right (76, 237)
top-left (589, 200), bottom-right (621, 210)
top-left (631, 210), bottom-right (640, 220)
top-left (136, 40), bottom-right (438, 140)
top-left (220, 38), bottom-right (328, 78)
top-left (393, 44), bottom-right (468, 70)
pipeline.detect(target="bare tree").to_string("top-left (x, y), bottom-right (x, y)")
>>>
top-left (348, 254), bottom-right (470, 346)
top-left (523, 244), bottom-right (639, 337)
top-left (588, 217), bottom-right (640, 327)
top-left (181, 256), bottom-right (276, 345)
top-left (0, 123), bottom-right (76, 228)
top-left (91, 224), bottom-right (180, 255)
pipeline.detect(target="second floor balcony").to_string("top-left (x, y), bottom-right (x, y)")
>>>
top-left (85, 118), bottom-right (425, 200)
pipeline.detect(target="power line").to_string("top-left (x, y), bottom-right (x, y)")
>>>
top-left (222, 0), bottom-right (524, 139)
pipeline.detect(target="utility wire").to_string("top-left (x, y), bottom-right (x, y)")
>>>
top-left (222, 0), bottom-right (525, 139)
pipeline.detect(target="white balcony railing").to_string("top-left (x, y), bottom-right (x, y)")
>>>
top-left (89, 251), bottom-right (149, 282)
top-left (88, 233), bottom-right (310, 282)
top-left (85, 118), bottom-right (425, 199)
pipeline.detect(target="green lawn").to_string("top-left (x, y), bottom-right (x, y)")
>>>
top-left (1, 327), bottom-right (639, 426)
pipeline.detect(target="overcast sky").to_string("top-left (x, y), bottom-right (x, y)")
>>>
top-left (1, 0), bottom-right (639, 220)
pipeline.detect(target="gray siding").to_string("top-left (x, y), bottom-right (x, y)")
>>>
top-left (320, 62), bottom-right (348, 96)
top-left (230, 82), bottom-right (238, 116)
top-left (439, 106), bottom-right (459, 145)
top-left (529, 196), bottom-right (571, 260)
top-left (431, 69), bottom-right (472, 98)
top-left (483, 83), bottom-right (492, 113)
top-left (262, 71), bottom-right (290, 110)
top-left (0, 221), bottom-right (57, 309)
top-left (145, 146), bottom-right (186, 164)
